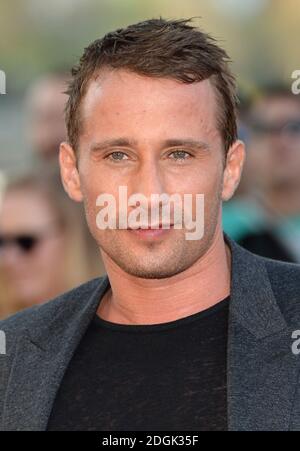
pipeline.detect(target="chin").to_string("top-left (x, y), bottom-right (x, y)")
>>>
top-left (114, 254), bottom-right (196, 279)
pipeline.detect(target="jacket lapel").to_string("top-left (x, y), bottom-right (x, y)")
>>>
top-left (2, 277), bottom-right (110, 431)
top-left (226, 237), bottom-right (300, 431)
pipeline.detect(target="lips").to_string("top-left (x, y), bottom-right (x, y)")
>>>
top-left (127, 224), bottom-right (174, 230)
top-left (127, 224), bottom-right (174, 240)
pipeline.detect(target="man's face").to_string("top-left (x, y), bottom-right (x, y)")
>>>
top-left (246, 96), bottom-right (300, 189)
top-left (60, 69), bottom-right (243, 278)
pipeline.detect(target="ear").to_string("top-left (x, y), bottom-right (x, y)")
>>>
top-left (59, 142), bottom-right (83, 202)
top-left (221, 140), bottom-right (246, 202)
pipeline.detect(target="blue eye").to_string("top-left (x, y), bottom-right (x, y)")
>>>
top-left (108, 151), bottom-right (129, 161)
top-left (170, 150), bottom-right (191, 160)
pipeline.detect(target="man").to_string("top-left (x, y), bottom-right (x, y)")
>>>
top-left (236, 86), bottom-right (300, 262)
top-left (223, 85), bottom-right (300, 263)
top-left (1, 18), bottom-right (300, 432)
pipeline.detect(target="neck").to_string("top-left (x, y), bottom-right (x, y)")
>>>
top-left (97, 224), bottom-right (231, 325)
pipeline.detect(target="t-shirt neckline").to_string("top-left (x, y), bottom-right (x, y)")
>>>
top-left (93, 295), bottom-right (230, 333)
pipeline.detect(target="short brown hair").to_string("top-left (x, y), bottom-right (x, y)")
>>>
top-left (65, 18), bottom-right (238, 153)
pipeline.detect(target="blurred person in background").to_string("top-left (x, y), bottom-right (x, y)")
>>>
top-left (223, 85), bottom-right (300, 262)
top-left (25, 71), bottom-right (69, 163)
top-left (0, 169), bottom-right (104, 319)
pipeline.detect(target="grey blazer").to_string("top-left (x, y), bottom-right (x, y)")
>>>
top-left (1, 236), bottom-right (300, 431)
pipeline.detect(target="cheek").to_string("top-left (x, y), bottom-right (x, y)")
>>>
top-left (172, 170), bottom-right (222, 229)
top-left (81, 164), bottom-right (129, 221)
top-left (183, 164), bottom-right (223, 199)
top-left (80, 162), bottom-right (116, 198)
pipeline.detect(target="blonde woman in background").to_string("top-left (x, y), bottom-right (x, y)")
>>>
top-left (0, 169), bottom-right (104, 319)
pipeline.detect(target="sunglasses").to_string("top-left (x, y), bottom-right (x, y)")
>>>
top-left (0, 223), bottom-right (62, 255)
top-left (0, 235), bottom-right (40, 253)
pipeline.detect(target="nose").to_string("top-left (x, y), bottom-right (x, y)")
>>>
top-left (130, 159), bottom-right (168, 212)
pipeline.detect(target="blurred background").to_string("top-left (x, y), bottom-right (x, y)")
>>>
top-left (1, 0), bottom-right (300, 318)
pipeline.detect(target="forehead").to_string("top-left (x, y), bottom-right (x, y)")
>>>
top-left (80, 69), bottom-right (219, 143)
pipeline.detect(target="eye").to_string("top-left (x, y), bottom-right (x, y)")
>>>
top-left (107, 151), bottom-right (129, 161)
top-left (169, 150), bottom-right (192, 161)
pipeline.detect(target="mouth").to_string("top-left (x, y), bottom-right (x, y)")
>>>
top-left (127, 224), bottom-right (174, 239)
top-left (128, 223), bottom-right (174, 230)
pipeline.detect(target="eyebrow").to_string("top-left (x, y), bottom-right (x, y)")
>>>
top-left (90, 138), bottom-right (138, 153)
top-left (90, 138), bottom-right (210, 153)
top-left (162, 139), bottom-right (210, 151)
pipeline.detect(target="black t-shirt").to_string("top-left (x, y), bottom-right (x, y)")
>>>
top-left (47, 296), bottom-right (229, 431)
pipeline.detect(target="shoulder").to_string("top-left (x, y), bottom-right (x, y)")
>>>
top-left (0, 276), bottom-right (107, 411)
